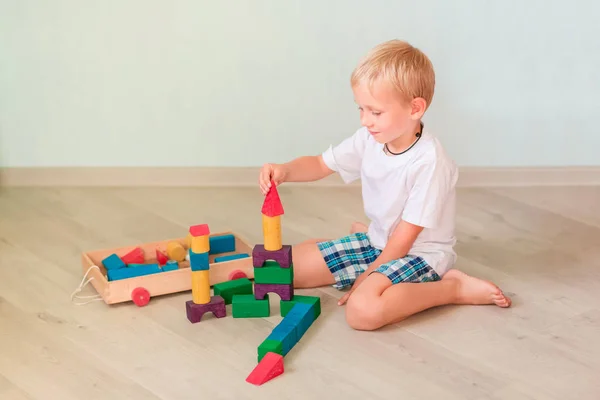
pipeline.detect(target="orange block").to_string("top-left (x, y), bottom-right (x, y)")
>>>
top-left (191, 235), bottom-right (210, 253)
top-left (262, 214), bottom-right (282, 251)
top-left (167, 241), bottom-right (186, 262)
top-left (191, 270), bottom-right (210, 304)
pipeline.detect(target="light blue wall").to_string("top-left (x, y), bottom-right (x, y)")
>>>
top-left (1, 1), bottom-right (598, 167)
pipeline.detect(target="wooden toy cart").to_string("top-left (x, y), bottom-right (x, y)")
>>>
top-left (80, 231), bottom-right (255, 306)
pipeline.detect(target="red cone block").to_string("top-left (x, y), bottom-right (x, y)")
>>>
top-left (261, 182), bottom-right (284, 217)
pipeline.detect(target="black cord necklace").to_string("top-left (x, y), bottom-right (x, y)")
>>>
top-left (384, 122), bottom-right (423, 156)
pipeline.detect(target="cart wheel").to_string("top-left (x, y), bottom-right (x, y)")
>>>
top-left (228, 270), bottom-right (248, 280)
top-left (131, 287), bottom-right (150, 307)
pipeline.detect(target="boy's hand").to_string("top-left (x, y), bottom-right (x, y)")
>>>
top-left (259, 163), bottom-right (288, 195)
top-left (338, 273), bottom-right (367, 305)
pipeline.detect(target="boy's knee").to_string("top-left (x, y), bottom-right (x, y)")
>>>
top-left (345, 292), bottom-right (385, 331)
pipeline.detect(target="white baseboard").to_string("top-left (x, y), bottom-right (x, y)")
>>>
top-left (1, 166), bottom-right (599, 187)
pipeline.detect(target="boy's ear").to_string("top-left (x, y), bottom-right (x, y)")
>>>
top-left (410, 97), bottom-right (427, 119)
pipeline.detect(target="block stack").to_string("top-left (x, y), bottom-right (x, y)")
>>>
top-left (185, 223), bottom-right (226, 323)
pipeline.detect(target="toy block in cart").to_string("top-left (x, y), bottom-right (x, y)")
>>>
top-left (80, 231), bottom-right (255, 306)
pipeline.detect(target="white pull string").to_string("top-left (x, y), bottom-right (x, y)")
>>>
top-left (70, 265), bottom-right (104, 305)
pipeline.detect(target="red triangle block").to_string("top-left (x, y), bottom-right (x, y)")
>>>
top-left (261, 182), bottom-right (284, 217)
top-left (121, 247), bottom-right (144, 264)
top-left (189, 224), bottom-right (210, 237)
top-left (156, 248), bottom-right (169, 266)
top-left (245, 352), bottom-right (284, 385)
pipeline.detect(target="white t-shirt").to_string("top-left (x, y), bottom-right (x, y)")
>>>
top-left (321, 126), bottom-right (459, 277)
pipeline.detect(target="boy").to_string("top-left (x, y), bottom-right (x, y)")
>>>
top-left (258, 40), bottom-right (511, 331)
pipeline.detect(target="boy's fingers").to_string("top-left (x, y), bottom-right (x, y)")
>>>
top-left (338, 292), bottom-right (349, 306)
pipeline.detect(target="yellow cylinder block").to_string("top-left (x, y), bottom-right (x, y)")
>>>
top-left (185, 233), bottom-right (192, 249)
top-left (167, 241), bottom-right (186, 261)
top-left (191, 235), bottom-right (210, 253)
top-left (191, 270), bottom-right (211, 304)
top-left (262, 214), bottom-right (282, 251)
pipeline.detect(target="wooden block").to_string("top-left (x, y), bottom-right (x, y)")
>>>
top-left (161, 260), bottom-right (179, 272)
top-left (186, 295), bottom-right (226, 323)
top-left (156, 248), bottom-right (169, 265)
top-left (232, 294), bottom-right (270, 318)
top-left (107, 263), bottom-right (161, 281)
top-left (254, 261), bottom-right (294, 284)
top-left (189, 223), bottom-right (210, 237)
top-left (191, 270), bottom-right (210, 304)
top-left (258, 338), bottom-right (283, 362)
top-left (261, 182), bottom-right (284, 217)
top-left (189, 249), bottom-right (209, 271)
top-left (121, 247), bottom-right (144, 264)
top-left (101, 253), bottom-right (125, 270)
top-left (254, 283), bottom-right (293, 301)
top-left (191, 235), bottom-right (210, 253)
top-left (167, 241), bottom-right (186, 261)
top-left (213, 278), bottom-right (253, 305)
top-left (252, 244), bottom-right (292, 268)
top-left (284, 303), bottom-right (315, 341)
top-left (209, 234), bottom-right (236, 254)
top-left (214, 253), bottom-right (250, 263)
top-left (267, 319), bottom-right (298, 356)
top-left (246, 352), bottom-right (284, 386)
top-left (280, 295), bottom-right (321, 319)
top-left (262, 215), bottom-right (282, 251)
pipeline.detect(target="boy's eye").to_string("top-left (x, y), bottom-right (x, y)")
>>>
top-left (372, 112), bottom-right (381, 116)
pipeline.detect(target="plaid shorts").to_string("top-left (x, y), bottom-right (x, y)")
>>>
top-left (317, 232), bottom-right (441, 289)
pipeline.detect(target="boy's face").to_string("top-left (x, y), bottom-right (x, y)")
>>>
top-left (352, 80), bottom-right (422, 145)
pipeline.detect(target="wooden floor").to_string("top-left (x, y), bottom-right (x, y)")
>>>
top-left (0, 185), bottom-right (599, 400)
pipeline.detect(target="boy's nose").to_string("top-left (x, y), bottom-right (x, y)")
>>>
top-left (361, 115), bottom-right (372, 128)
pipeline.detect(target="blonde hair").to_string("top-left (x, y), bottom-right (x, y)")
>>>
top-left (351, 40), bottom-right (435, 110)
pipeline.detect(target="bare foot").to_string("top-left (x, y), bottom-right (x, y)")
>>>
top-left (443, 269), bottom-right (511, 308)
top-left (350, 222), bottom-right (368, 234)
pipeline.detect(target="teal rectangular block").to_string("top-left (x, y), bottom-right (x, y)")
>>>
top-left (268, 319), bottom-right (297, 356)
top-left (189, 250), bottom-right (209, 271)
top-left (209, 234), bottom-right (236, 254)
top-left (285, 303), bottom-right (315, 341)
top-left (107, 263), bottom-right (161, 281)
top-left (162, 260), bottom-right (179, 272)
top-left (102, 254), bottom-right (125, 270)
top-left (214, 253), bottom-right (249, 263)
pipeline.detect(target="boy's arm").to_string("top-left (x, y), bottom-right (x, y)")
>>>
top-left (282, 155), bottom-right (335, 182)
top-left (364, 220), bottom-right (424, 274)
top-left (260, 155), bottom-right (334, 194)
top-left (338, 220), bottom-right (423, 305)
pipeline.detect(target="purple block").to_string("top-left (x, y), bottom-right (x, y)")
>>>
top-left (252, 244), bottom-right (292, 268)
top-left (186, 296), bottom-right (226, 323)
top-left (254, 283), bottom-right (293, 301)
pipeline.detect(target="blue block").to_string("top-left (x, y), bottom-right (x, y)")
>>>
top-left (209, 234), bottom-right (236, 255)
top-left (214, 253), bottom-right (249, 263)
top-left (189, 250), bottom-right (210, 271)
top-left (162, 260), bottom-right (179, 272)
top-left (107, 263), bottom-right (161, 281)
top-left (285, 303), bottom-right (315, 340)
top-left (268, 320), bottom-right (297, 356)
top-left (102, 254), bottom-right (125, 270)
